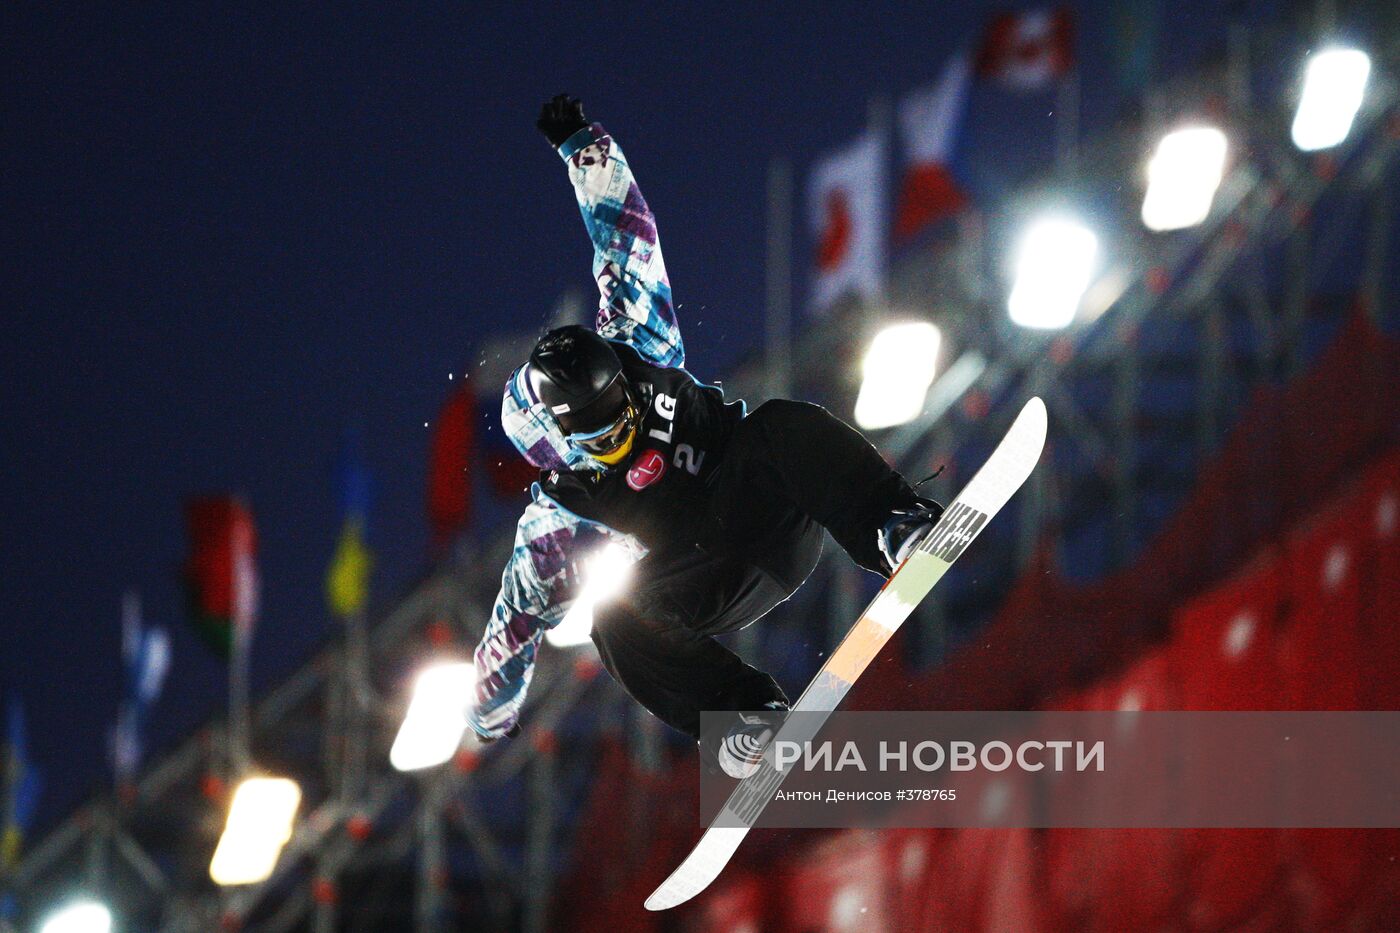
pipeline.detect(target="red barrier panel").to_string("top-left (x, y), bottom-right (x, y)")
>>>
top-left (1282, 312), bottom-right (1398, 519)
top-left (1273, 479), bottom-right (1366, 925)
top-left (1278, 493), bottom-right (1366, 710)
top-left (553, 742), bottom-right (654, 933)
top-left (880, 829), bottom-right (948, 933)
top-left (1350, 452), bottom-right (1400, 927)
top-left (1045, 650), bottom-right (1182, 932)
top-left (1171, 554), bottom-right (1284, 711)
top-left (1280, 508), bottom-right (1365, 929)
top-left (1170, 559), bottom-right (1288, 930)
top-left (915, 767), bottom-right (1046, 933)
top-left (554, 741), bottom-right (704, 933)
top-left (775, 831), bottom-right (892, 933)
top-left (693, 871), bottom-right (768, 933)
top-left (1278, 453), bottom-right (1400, 929)
top-left (923, 827), bottom-right (1045, 933)
top-left (1355, 450), bottom-right (1400, 709)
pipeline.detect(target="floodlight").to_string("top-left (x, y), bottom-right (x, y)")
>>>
top-left (389, 661), bottom-right (476, 772)
top-left (1142, 127), bottom-right (1228, 231)
top-left (209, 776), bottom-right (302, 885)
top-left (1292, 47), bottom-right (1371, 151)
top-left (853, 322), bottom-right (942, 430)
top-left (1008, 217), bottom-right (1098, 329)
top-left (39, 901), bottom-right (112, 933)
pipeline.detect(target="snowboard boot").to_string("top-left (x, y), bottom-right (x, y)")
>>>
top-left (717, 701), bottom-right (787, 779)
top-left (878, 496), bottom-right (945, 575)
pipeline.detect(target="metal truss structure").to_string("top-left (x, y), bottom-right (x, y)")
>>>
top-left (4, 23), bottom-right (1397, 933)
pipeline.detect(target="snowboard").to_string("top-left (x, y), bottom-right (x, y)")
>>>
top-left (645, 396), bottom-right (1048, 911)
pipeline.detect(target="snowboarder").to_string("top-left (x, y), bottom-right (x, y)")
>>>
top-left (467, 95), bottom-right (943, 776)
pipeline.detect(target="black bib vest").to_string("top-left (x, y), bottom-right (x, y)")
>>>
top-left (540, 343), bottom-right (746, 558)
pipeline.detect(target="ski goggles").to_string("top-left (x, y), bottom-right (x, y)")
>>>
top-left (565, 399), bottom-right (640, 463)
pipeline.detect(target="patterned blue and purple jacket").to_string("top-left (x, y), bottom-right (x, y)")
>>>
top-left (468, 124), bottom-right (682, 739)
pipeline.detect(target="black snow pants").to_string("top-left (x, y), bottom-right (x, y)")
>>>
top-left (588, 399), bottom-right (918, 739)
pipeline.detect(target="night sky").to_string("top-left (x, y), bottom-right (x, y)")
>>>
top-left (3, 3), bottom-right (1245, 830)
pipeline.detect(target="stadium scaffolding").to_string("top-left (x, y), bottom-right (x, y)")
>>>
top-left (5, 16), bottom-right (1399, 933)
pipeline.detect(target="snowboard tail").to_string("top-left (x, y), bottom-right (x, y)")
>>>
top-left (645, 397), bottom-right (1048, 911)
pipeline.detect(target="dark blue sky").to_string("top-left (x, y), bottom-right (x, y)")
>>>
top-left (2, 3), bottom-right (1249, 829)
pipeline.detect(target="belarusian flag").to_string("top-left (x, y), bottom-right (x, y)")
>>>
top-left (184, 496), bottom-right (259, 658)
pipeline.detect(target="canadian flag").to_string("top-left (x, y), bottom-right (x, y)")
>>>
top-left (894, 53), bottom-right (972, 244)
top-left (976, 7), bottom-right (1075, 91)
top-left (809, 131), bottom-right (886, 313)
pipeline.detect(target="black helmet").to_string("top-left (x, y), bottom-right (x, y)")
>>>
top-left (527, 326), bottom-right (639, 461)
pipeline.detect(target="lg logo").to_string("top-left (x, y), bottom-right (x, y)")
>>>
top-left (626, 445), bottom-right (705, 491)
top-left (626, 450), bottom-right (667, 491)
top-left (626, 388), bottom-right (706, 490)
top-left (647, 391), bottom-right (679, 443)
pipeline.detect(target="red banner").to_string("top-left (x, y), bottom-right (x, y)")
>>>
top-left (427, 386), bottom-right (475, 548)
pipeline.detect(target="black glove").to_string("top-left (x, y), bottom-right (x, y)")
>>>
top-left (536, 93), bottom-right (589, 148)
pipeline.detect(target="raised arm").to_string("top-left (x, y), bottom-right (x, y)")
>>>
top-left (468, 490), bottom-right (643, 739)
top-left (537, 95), bottom-right (683, 368)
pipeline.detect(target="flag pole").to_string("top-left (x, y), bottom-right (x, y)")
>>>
top-left (230, 625), bottom-right (251, 775)
top-left (1, 703), bottom-right (15, 872)
top-left (116, 589), bottom-right (139, 791)
top-left (345, 602), bottom-right (369, 798)
top-left (229, 532), bottom-right (253, 776)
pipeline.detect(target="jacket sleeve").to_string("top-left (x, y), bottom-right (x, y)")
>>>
top-left (558, 123), bottom-right (684, 369)
top-left (468, 490), bottom-right (641, 738)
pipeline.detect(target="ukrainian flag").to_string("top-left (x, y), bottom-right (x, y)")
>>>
top-left (326, 517), bottom-right (373, 617)
top-left (2, 697), bottom-right (41, 871)
top-left (326, 429), bottom-right (373, 618)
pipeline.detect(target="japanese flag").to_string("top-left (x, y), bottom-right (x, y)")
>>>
top-left (976, 7), bottom-right (1075, 91)
top-left (809, 130), bottom-right (887, 314)
top-left (894, 53), bottom-right (972, 244)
